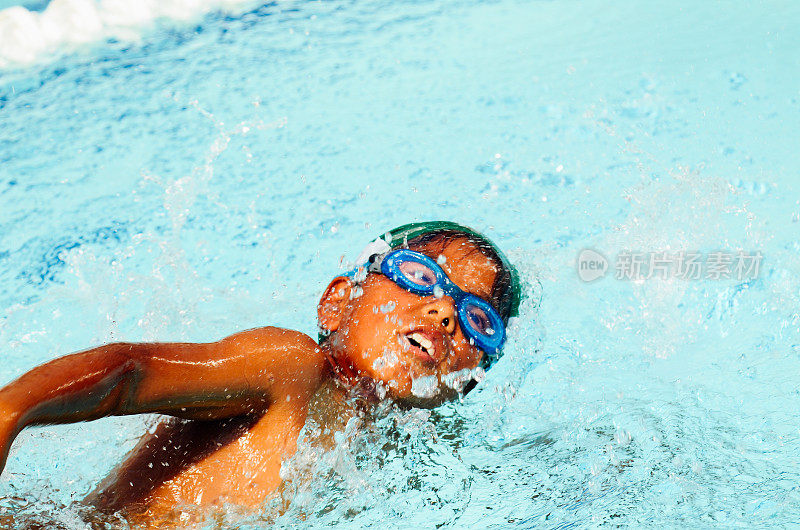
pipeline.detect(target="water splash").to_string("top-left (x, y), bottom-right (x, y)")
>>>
top-left (0, 0), bottom-right (264, 69)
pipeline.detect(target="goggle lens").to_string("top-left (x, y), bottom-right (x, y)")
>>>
top-left (464, 302), bottom-right (494, 337)
top-left (397, 260), bottom-right (438, 287)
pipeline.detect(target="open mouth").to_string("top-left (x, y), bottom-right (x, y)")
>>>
top-left (403, 331), bottom-right (436, 362)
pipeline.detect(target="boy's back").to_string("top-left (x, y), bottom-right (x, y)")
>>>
top-left (90, 363), bottom-right (355, 522)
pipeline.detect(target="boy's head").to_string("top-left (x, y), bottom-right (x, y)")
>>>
top-left (317, 222), bottom-right (520, 405)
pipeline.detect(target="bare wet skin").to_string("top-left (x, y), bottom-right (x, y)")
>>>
top-left (86, 378), bottom-right (360, 527)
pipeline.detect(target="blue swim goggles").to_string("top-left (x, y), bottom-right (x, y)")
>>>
top-left (365, 249), bottom-right (506, 359)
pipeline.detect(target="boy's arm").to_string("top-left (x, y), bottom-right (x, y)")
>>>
top-left (0, 326), bottom-right (325, 475)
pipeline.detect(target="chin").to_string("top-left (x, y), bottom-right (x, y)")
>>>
top-left (386, 375), bottom-right (461, 408)
top-left (372, 360), bottom-right (464, 407)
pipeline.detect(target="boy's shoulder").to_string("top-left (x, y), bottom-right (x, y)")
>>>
top-left (225, 326), bottom-right (318, 348)
top-left (220, 326), bottom-right (328, 392)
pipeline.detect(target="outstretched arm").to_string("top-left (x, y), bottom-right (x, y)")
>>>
top-left (0, 327), bottom-right (325, 476)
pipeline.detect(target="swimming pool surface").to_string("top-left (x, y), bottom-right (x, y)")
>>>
top-left (1, 0), bottom-right (800, 527)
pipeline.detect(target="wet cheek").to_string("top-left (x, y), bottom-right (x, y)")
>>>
top-left (450, 347), bottom-right (481, 372)
top-left (381, 352), bottom-right (413, 380)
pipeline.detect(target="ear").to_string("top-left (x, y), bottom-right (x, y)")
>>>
top-left (317, 277), bottom-right (353, 335)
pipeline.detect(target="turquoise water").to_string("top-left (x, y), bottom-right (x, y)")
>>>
top-left (1, 0), bottom-right (800, 526)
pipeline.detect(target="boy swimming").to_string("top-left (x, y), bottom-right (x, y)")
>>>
top-left (0, 221), bottom-right (521, 524)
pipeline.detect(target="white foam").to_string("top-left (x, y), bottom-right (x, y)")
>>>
top-left (410, 374), bottom-right (439, 399)
top-left (0, 0), bottom-right (260, 69)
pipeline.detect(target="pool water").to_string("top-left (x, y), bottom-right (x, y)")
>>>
top-left (1, 0), bottom-right (800, 527)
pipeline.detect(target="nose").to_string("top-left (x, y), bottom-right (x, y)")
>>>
top-left (422, 297), bottom-right (457, 334)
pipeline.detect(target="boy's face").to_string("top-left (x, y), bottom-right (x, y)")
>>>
top-left (319, 237), bottom-right (499, 405)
